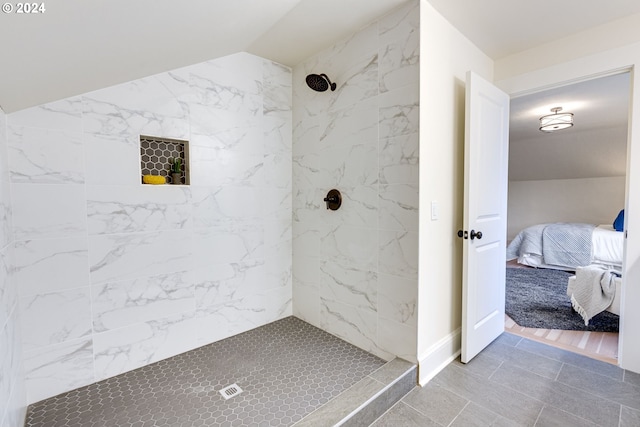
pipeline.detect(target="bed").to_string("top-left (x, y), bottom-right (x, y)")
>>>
top-left (507, 223), bottom-right (624, 272)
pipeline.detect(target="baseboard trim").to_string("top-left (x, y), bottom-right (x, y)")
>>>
top-left (417, 328), bottom-right (461, 385)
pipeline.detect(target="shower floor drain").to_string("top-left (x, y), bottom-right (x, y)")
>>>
top-left (219, 383), bottom-right (243, 400)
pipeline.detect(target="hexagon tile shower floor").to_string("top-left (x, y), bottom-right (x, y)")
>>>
top-left (25, 317), bottom-right (386, 427)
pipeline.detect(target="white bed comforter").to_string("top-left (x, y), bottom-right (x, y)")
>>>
top-left (507, 223), bottom-right (623, 271)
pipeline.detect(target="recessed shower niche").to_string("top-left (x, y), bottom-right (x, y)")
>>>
top-left (140, 135), bottom-right (190, 185)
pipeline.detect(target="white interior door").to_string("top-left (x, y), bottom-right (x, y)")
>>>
top-left (461, 71), bottom-right (510, 363)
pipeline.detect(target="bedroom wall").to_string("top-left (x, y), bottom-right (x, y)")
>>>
top-left (507, 176), bottom-right (626, 239)
top-left (8, 52), bottom-right (293, 404)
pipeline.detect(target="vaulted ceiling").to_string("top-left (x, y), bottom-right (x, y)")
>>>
top-left (3, 0), bottom-right (640, 114)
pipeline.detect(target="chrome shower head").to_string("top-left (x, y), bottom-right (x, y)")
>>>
top-left (306, 73), bottom-right (336, 92)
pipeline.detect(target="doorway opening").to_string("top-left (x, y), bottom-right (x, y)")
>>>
top-left (505, 71), bottom-right (631, 364)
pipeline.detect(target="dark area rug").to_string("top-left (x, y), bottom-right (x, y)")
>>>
top-left (505, 267), bottom-right (619, 332)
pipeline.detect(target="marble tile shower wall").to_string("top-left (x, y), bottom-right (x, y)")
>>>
top-left (7, 52), bottom-right (293, 404)
top-left (1, 108), bottom-right (27, 427)
top-left (292, 1), bottom-right (419, 362)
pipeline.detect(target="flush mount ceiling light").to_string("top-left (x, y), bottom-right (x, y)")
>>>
top-left (539, 106), bottom-right (574, 132)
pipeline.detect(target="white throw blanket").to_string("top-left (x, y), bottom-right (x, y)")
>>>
top-left (570, 266), bottom-right (618, 325)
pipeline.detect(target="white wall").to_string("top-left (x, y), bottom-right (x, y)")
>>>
top-left (496, 42), bottom-right (640, 373)
top-left (8, 52), bottom-right (293, 404)
top-left (292, 0), bottom-right (420, 362)
top-left (0, 108), bottom-right (26, 426)
top-left (417, 0), bottom-right (494, 384)
top-left (507, 176), bottom-right (626, 239)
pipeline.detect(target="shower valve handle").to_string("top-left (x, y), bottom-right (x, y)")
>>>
top-left (323, 189), bottom-right (342, 211)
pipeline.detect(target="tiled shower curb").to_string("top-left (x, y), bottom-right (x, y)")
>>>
top-left (294, 358), bottom-right (417, 427)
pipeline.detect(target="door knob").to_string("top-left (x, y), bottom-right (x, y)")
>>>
top-left (470, 230), bottom-right (482, 240)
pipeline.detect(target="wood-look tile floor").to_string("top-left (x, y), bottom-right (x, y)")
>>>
top-left (505, 314), bottom-right (619, 365)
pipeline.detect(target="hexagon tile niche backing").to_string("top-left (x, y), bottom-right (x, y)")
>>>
top-left (140, 135), bottom-right (190, 185)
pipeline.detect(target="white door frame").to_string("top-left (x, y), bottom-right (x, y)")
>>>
top-left (497, 65), bottom-right (635, 370)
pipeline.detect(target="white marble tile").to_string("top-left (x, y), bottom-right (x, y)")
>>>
top-left (93, 313), bottom-right (197, 381)
top-left (293, 220), bottom-right (320, 259)
top-left (379, 26), bottom-right (419, 93)
top-left (82, 83), bottom-right (189, 139)
top-left (263, 59), bottom-right (293, 90)
top-left (191, 186), bottom-right (265, 227)
top-left (320, 224), bottom-right (378, 272)
top-left (259, 286), bottom-right (292, 323)
top-left (0, 180), bottom-right (11, 249)
top-left (322, 185), bottom-right (378, 229)
top-left (320, 142), bottom-right (378, 187)
top-left (378, 317), bottom-right (416, 363)
top-left (379, 132), bottom-right (419, 185)
top-left (292, 283), bottom-right (320, 328)
top-left (85, 75), bottom-right (187, 119)
top-left (7, 126), bottom-right (84, 184)
top-left (0, 245), bottom-right (16, 329)
top-left (292, 254), bottom-right (320, 292)
top-left (190, 125), bottom-right (264, 155)
top-left (263, 61), bottom-right (292, 118)
top-left (263, 113), bottom-right (293, 154)
top-left (2, 376), bottom-right (26, 427)
top-left (84, 133), bottom-right (141, 185)
top-left (319, 97), bottom-right (378, 150)
top-left (189, 53), bottom-right (263, 102)
top-left (93, 271), bottom-right (195, 332)
top-left (12, 184), bottom-right (87, 240)
top-left (191, 225), bottom-right (264, 269)
top-left (378, 273), bottom-right (417, 326)
top-left (379, 183), bottom-right (419, 232)
top-left (293, 153), bottom-right (325, 191)
top-left (292, 114), bottom-right (320, 157)
top-left (8, 97), bottom-right (83, 131)
top-left (320, 298), bottom-right (390, 360)
top-left (260, 187), bottom-right (292, 223)
top-left (13, 237), bottom-right (89, 297)
top-left (378, 83), bottom-right (420, 139)
top-left (154, 68), bottom-right (192, 103)
top-left (189, 186), bottom-right (225, 227)
top-left (188, 144), bottom-right (264, 187)
top-left (378, 230), bottom-right (419, 279)
top-left (89, 230), bottom-right (192, 285)
top-left (378, 0), bottom-right (420, 46)
top-left (0, 313), bottom-right (18, 413)
top-left (195, 301), bottom-right (259, 346)
top-left (320, 261), bottom-right (377, 313)
top-left (192, 259), bottom-right (266, 310)
top-left (23, 337), bottom-right (94, 404)
top-left (264, 218), bottom-right (292, 255)
top-left (263, 153), bottom-right (292, 189)
top-left (87, 184), bottom-right (192, 235)
top-left (292, 65), bottom-right (334, 120)
top-left (330, 53), bottom-right (378, 112)
top-left (311, 22), bottom-right (379, 87)
top-left (0, 109), bottom-right (7, 177)
top-left (292, 187), bottom-right (323, 224)
top-left (195, 288), bottom-right (290, 346)
top-left (20, 287), bottom-right (92, 352)
top-left (264, 246), bottom-right (292, 292)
